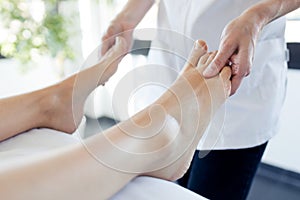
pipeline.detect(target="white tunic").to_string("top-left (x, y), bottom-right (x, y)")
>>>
top-left (143, 0), bottom-right (288, 150)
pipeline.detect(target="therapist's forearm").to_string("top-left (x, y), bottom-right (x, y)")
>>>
top-left (113, 0), bottom-right (155, 29)
top-left (243, 0), bottom-right (300, 29)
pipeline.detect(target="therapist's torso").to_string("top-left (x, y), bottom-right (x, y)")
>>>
top-left (143, 0), bottom-right (288, 150)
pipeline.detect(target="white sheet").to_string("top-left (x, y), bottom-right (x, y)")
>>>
top-left (0, 128), bottom-right (206, 200)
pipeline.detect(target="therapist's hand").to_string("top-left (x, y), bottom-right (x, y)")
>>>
top-left (101, 0), bottom-right (154, 55)
top-left (101, 19), bottom-right (134, 56)
top-left (202, 13), bottom-right (263, 95)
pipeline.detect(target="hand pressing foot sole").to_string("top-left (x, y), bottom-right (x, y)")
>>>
top-left (39, 37), bottom-right (127, 134)
top-left (144, 41), bottom-right (231, 181)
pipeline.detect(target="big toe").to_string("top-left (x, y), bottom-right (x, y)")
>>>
top-left (183, 40), bottom-right (207, 72)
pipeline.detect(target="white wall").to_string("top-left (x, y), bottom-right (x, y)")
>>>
top-left (262, 69), bottom-right (300, 174)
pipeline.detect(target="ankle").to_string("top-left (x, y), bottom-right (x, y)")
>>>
top-left (37, 82), bottom-right (72, 130)
top-left (36, 84), bottom-right (58, 126)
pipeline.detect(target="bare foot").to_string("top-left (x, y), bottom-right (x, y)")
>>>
top-left (39, 37), bottom-right (127, 134)
top-left (145, 40), bottom-right (231, 181)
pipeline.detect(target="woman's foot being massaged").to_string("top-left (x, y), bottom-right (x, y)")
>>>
top-left (144, 42), bottom-right (231, 181)
top-left (76, 39), bottom-right (231, 198)
top-left (0, 38), bottom-right (231, 199)
top-left (94, 40), bottom-right (232, 181)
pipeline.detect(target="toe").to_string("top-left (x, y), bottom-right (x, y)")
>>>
top-left (197, 51), bottom-right (218, 73)
top-left (183, 40), bottom-right (207, 72)
top-left (197, 53), bottom-right (210, 68)
top-left (205, 51), bottom-right (217, 65)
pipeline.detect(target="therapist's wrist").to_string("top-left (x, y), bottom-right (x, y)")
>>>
top-left (114, 0), bottom-right (154, 30)
top-left (112, 14), bottom-right (137, 31)
top-left (242, 1), bottom-right (280, 30)
top-left (239, 8), bottom-right (267, 36)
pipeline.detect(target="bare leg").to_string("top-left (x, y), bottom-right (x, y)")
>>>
top-left (0, 37), bottom-right (127, 141)
top-left (0, 40), bottom-right (231, 199)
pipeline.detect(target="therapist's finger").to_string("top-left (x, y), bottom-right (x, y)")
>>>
top-left (230, 49), bottom-right (252, 95)
top-left (203, 41), bottom-right (237, 78)
top-left (101, 36), bottom-right (116, 56)
top-left (101, 25), bottom-right (120, 55)
top-left (231, 46), bottom-right (252, 76)
top-left (230, 74), bottom-right (243, 95)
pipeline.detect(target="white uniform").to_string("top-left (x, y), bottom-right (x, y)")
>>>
top-left (144, 0), bottom-right (288, 150)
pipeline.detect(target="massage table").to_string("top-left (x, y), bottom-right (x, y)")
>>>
top-left (0, 122), bottom-right (206, 200)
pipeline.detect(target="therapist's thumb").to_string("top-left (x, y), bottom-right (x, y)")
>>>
top-left (203, 52), bottom-right (227, 78)
top-left (203, 44), bottom-right (235, 78)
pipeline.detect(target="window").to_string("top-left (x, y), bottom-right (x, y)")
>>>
top-left (285, 8), bottom-right (300, 42)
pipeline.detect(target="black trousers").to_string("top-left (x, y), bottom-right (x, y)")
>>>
top-left (177, 142), bottom-right (268, 200)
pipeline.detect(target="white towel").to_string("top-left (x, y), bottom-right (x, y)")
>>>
top-left (0, 127), bottom-right (205, 200)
